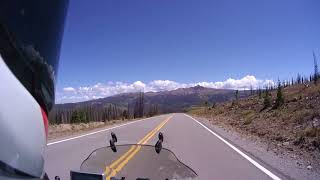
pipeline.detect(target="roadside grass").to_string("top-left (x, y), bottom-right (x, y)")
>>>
top-left (188, 82), bottom-right (320, 154)
top-left (187, 106), bottom-right (205, 114)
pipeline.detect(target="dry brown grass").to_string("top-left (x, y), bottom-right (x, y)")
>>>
top-left (190, 83), bottom-right (320, 153)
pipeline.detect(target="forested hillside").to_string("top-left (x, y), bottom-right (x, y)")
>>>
top-left (49, 86), bottom-right (250, 124)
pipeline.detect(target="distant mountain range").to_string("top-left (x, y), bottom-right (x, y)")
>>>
top-left (54, 85), bottom-right (250, 113)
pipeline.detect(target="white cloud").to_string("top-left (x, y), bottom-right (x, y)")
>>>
top-left (63, 87), bottom-right (75, 92)
top-left (132, 81), bottom-right (146, 90)
top-left (92, 95), bottom-right (103, 99)
top-left (148, 80), bottom-right (187, 92)
top-left (192, 75), bottom-right (274, 90)
top-left (56, 75), bottom-right (274, 103)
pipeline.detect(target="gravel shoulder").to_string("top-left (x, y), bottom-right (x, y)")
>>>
top-left (192, 115), bottom-right (320, 180)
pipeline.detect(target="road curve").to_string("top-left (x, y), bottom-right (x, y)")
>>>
top-left (45, 113), bottom-right (285, 180)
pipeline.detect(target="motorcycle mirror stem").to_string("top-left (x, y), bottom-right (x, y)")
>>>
top-left (109, 132), bottom-right (118, 152)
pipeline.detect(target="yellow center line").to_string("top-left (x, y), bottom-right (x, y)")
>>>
top-left (104, 117), bottom-right (170, 177)
top-left (104, 115), bottom-right (172, 179)
top-left (103, 120), bottom-right (163, 175)
top-left (107, 117), bottom-right (171, 179)
top-left (103, 145), bottom-right (136, 175)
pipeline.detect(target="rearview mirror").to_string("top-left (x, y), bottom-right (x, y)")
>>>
top-left (111, 132), bottom-right (117, 143)
top-left (155, 132), bottom-right (164, 154)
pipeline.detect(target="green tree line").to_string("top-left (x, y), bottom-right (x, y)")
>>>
top-left (49, 92), bottom-right (159, 124)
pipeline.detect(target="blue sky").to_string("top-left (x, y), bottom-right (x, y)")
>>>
top-left (56, 0), bottom-right (320, 103)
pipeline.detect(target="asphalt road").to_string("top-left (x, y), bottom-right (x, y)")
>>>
top-left (45, 113), bottom-right (285, 180)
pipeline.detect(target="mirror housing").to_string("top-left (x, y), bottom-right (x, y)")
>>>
top-left (111, 132), bottom-right (118, 143)
top-left (158, 132), bottom-right (163, 142)
top-left (155, 132), bottom-right (164, 154)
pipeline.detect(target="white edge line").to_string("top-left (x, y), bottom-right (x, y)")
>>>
top-left (47, 116), bottom-right (157, 146)
top-left (184, 114), bottom-right (281, 180)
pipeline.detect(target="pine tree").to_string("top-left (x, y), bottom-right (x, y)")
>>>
top-left (133, 91), bottom-right (145, 118)
top-left (297, 73), bottom-right (301, 84)
top-left (258, 88), bottom-right (262, 99)
top-left (212, 102), bottom-right (216, 108)
top-left (250, 85), bottom-right (254, 96)
top-left (122, 110), bottom-right (128, 120)
top-left (274, 80), bottom-right (284, 108)
top-left (263, 88), bottom-right (271, 109)
top-left (139, 91), bottom-right (144, 117)
top-left (235, 90), bottom-right (239, 102)
top-left (314, 51), bottom-right (319, 85)
top-left (204, 101), bottom-right (208, 106)
top-left (133, 101), bottom-right (138, 119)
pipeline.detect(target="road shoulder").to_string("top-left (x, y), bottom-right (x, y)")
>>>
top-left (189, 114), bottom-right (320, 180)
top-left (48, 116), bottom-right (160, 143)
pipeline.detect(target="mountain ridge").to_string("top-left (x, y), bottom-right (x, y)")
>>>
top-left (54, 86), bottom-right (250, 112)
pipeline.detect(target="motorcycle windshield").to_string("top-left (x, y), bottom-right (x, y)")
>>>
top-left (80, 144), bottom-right (197, 180)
